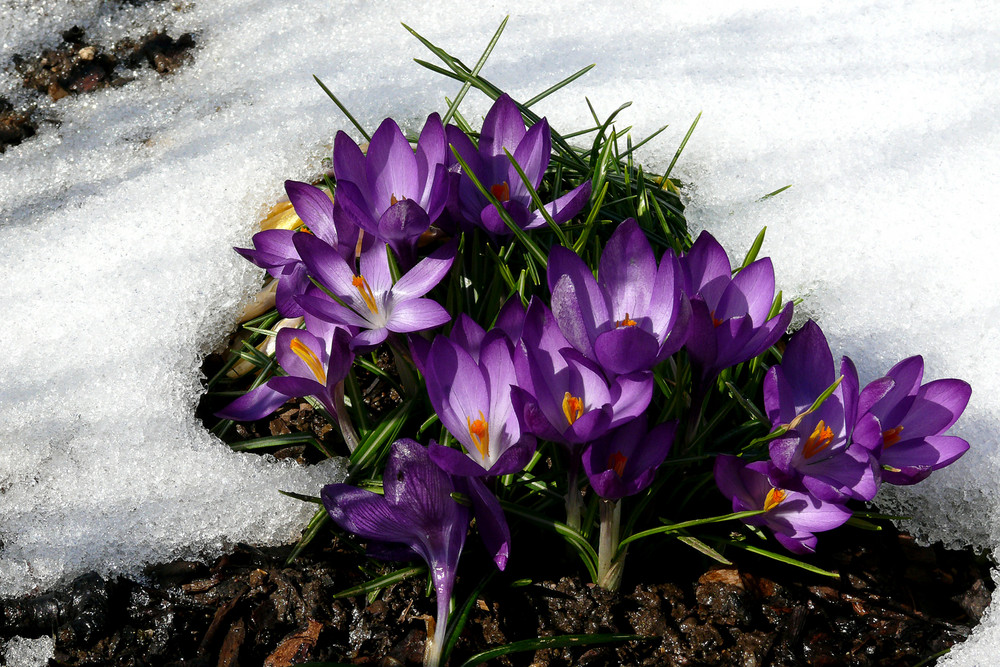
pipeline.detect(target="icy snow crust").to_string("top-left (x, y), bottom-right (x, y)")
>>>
top-left (1, 0), bottom-right (998, 661)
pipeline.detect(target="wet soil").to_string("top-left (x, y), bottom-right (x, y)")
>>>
top-left (1, 4), bottom-right (196, 153)
top-left (0, 519), bottom-right (992, 666)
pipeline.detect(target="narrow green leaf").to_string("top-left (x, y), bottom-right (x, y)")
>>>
top-left (348, 398), bottom-right (414, 475)
top-left (619, 510), bottom-right (764, 549)
top-left (331, 564), bottom-right (426, 599)
top-left (503, 148), bottom-right (571, 247)
top-left (740, 226), bottom-right (767, 269)
top-left (442, 16), bottom-right (508, 125)
top-left (759, 184), bottom-right (792, 201)
top-left (662, 111), bottom-right (701, 180)
top-left (676, 535), bottom-right (732, 564)
top-left (278, 489), bottom-right (323, 504)
top-left (285, 508), bottom-right (329, 565)
top-left (228, 432), bottom-right (320, 452)
top-left (523, 63), bottom-right (595, 108)
top-left (312, 75), bottom-right (370, 143)
top-left (719, 539), bottom-right (840, 578)
top-left (442, 571), bottom-right (496, 663)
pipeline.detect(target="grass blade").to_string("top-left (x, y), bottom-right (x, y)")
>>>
top-left (458, 634), bottom-right (645, 667)
top-left (313, 75), bottom-right (370, 143)
top-left (662, 111), bottom-right (701, 180)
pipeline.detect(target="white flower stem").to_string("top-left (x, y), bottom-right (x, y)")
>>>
top-left (597, 498), bottom-right (625, 592)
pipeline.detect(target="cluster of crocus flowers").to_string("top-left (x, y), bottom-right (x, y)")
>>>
top-left (715, 320), bottom-right (971, 553)
top-left (216, 89), bottom-right (971, 665)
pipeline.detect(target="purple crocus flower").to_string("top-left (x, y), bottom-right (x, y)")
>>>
top-left (322, 439), bottom-right (470, 667)
top-left (235, 180), bottom-right (362, 317)
top-left (678, 230), bottom-right (793, 385)
top-left (418, 331), bottom-right (536, 477)
top-left (764, 320), bottom-right (879, 503)
top-left (294, 235), bottom-right (455, 350)
top-left (583, 416), bottom-right (676, 500)
top-left (447, 93), bottom-right (591, 236)
top-left (513, 297), bottom-right (653, 449)
top-left (333, 114), bottom-right (449, 267)
top-left (862, 355), bottom-right (971, 485)
top-left (548, 218), bottom-right (690, 376)
top-left (714, 455), bottom-right (853, 554)
top-left (216, 324), bottom-right (354, 423)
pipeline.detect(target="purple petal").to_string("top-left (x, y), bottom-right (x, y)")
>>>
top-left (599, 218), bottom-right (656, 322)
top-left (215, 384), bottom-right (288, 422)
top-left (523, 180), bottom-right (592, 229)
top-left (415, 113), bottom-right (447, 205)
top-left (480, 93), bottom-right (526, 160)
top-left (333, 131), bottom-right (368, 191)
top-left (322, 484), bottom-right (412, 544)
top-left (293, 232), bottom-right (359, 299)
top-left (508, 117), bottom-right (551, 200)
top-left (680, 231), bottom-right (731, 305)
top-left (548, 248), bottom-right (607, 358)
top-left (717, 258), bottom-right (775, 324)
top-left (899, 379), bottom-right (971, 436)
top-left (392, 239), bottom-right (457, 299)
top-left (267, 375), bottom-right (326, 400)
top-left (387, 298), bottom-right (451, 333)
top-left (285, 180), bottom-right (337, 244)
top-left (274, 328), bottom-right (327, 382)
top-left (594, 326), bottom-right (660, 375)
top-left (429, 443), bottom-right (491, 477)
top-left (367, 118), bottom-right (419, 210)
top-left (458, 476), bottom-right (510, 571)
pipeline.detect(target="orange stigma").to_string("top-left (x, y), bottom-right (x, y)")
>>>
top-left (882, 425), bottom-right (904, 448)
top-left (615, 313), bottom-right (637, 328)
top-left (351, 274), bottom-right (379, 314)
top-left (802, 420), bottom-right (835, 458)
top-left (763, 487), bottom-right (786, 512)
top-left (467, 411), bottom-right (490, 460)
top-left (608, 451), bottom-right (628, 478)
top-left (562, 392), bottom-right (584, 426)
top-left (710, 311), bottom-right (723, 327)
top-left (490, 182), bottom-right (510, 202)
top-left (289, 337), bottom-right (327, 384)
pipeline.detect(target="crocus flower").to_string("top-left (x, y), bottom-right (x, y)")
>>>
top-left (294, 235), bottom-right (455, 350)
top-left (678, 230), bottom-right (793, 385)
top-left (215, 324), bottom-right (354, 423)
top-left (235, 180), bottom-right (360, 317)
top-left (862, 355), bottom-right (971, 485)
top-left (583, 415), bottom-right (676, 500)
top-left (322, 439), bottom-right (470, 667)
top-left (548, 218), bottom-right (690, 376)
top-left (513, 297), bottom-right (653, 449)
top-left (333, 114), bottom-right (449, 267)
top-left (447, 93), bottom-right (591, 236)
top-left (419, 331), bottom-right (535, 477)
top-left (764, 320), bottom-right (879, 503)
top-left (715, 455), bottom-right (853, 554)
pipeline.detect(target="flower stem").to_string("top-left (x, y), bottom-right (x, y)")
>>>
top-left (424, 576), bottom-right (451, 667)
top-left (565, 454), bottom-right (583, 531)
top-left (597, 498), bottom-right (625, 591)
top-left (389, 335), bottom-right (419, 396)
top-left (332, 380), bottom-right (359, 452)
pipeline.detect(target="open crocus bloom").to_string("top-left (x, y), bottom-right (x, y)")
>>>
top-left (583, 415), bottom-right (675, 500)
top-left (714, 455), bottom-right (853, 554)
top-left (215, 325), bottom-right (354, 422)
top-left (862, 355), bottom-right (971, 485)
top-left (294, 235), bottom-right (455, 350)
top-left (679, 230), bottom-right (793, 385)
top-left (418, 331), bottom-right (535, 477)
top-left (234, 180), bottom-right (353, 317)
top-left (548, 218), bottom-right (690, 376)
top-left (333, 114), bottom-right (449, 267)
top-left (513, 297), bottom-right (653, 449)
top-left (322, 440), bottom-right (469, 667)
top-left (447, 93), bottom-right (591, 236)
top-left (765, 320), bottom-right (879, 503)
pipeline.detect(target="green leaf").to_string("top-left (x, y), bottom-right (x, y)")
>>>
top-left (759, 184), bottom-right (792, 201)
top-left (442, 571), bottom-right (496, 663)
top-left (441, 16), bottom-right (508, 125)
top-left (312, 75), bottom-right (370, 143)
top-left (717, 539), bottom-right (840, 578)
top-left (662, 111), bottom-right (701, 180)
top-left (740, 226), bottom-right (767, 269)
top-left (503, 147), bottom-right (571, 247)
top-left (676, 535), bottom-right (732, 564)
top-left (284, 508), bottom-right (329, 565)
top-left (457, 634), bottom-right (646, 667)
top-left (523, 63), bottom-right (596, 108)
top-left (348, 398), bottom-right (414, 476)
top-left (619, 510), bottom-right (764, 549)
top-left (500, 500), bottom-right (598, 580)
top-left (331, 564), bottom-right (427, 599)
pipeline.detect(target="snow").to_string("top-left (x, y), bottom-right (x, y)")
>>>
top-left (1, 0), bottom-right (998, 662)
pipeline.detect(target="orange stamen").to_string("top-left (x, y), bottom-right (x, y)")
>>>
top-left (352, 274), bottom-right (379, 314)
top-left (882, 425), bottom-right (904, 448)
top-left (802, 420), bottom-right (835, 458)
top-left (289, 337), bottom-right (327, 384)
top-left (763, 487), bottom-right (786, 512)
top-left (562, 392), bottom-right (584, 426)
top-left (490, 182), bottom-right (510, 202)
top-left (710, 311), bottom-right (723, 327)
top-left (608, 451), bottom-right (628, 478)
top-left (615, 312), bottom-right (637, 328)
top-left (467, 411), bottom-right (490, 460)
top-left (390, 194), bottom-right (399, 206)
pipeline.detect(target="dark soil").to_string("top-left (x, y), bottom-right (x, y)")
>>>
top-left (1, 4), bottom-right (196, 153)
top-left (0, 521), bottom-right (992, 666)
